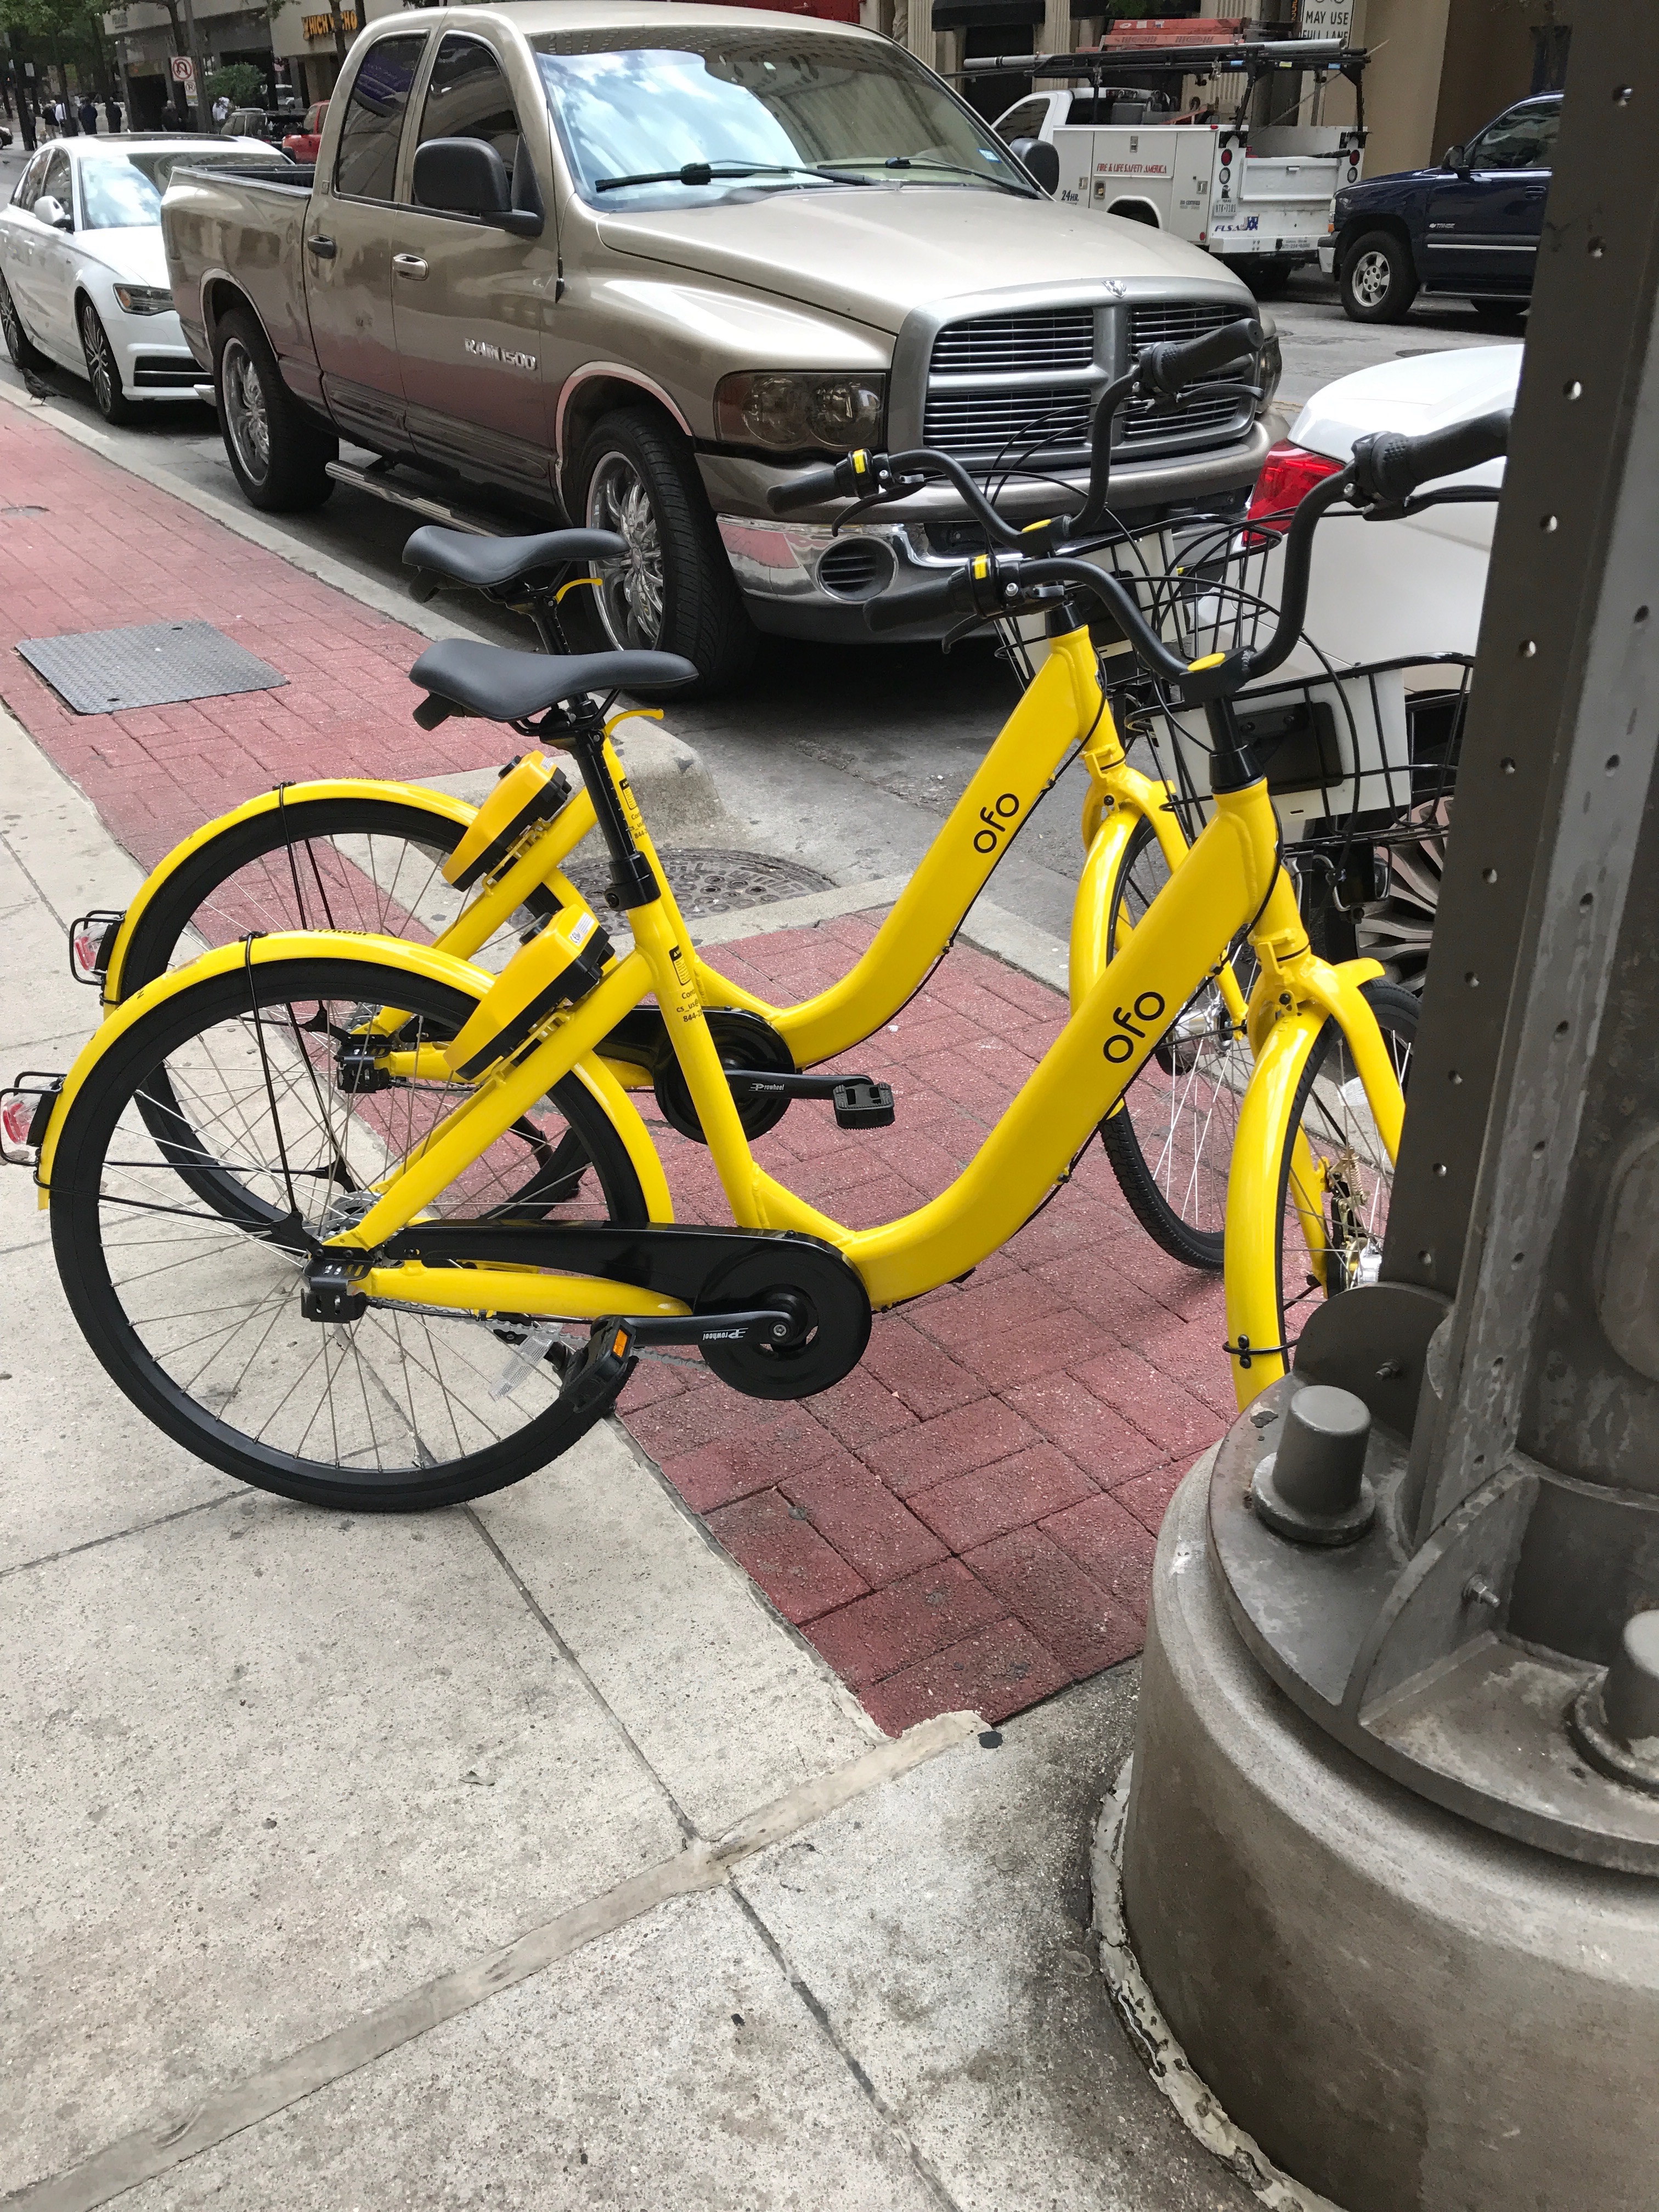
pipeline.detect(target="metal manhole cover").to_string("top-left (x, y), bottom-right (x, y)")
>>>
top-left (564, 847), bottom-right (833, 921)
top-left (16, 620), bottom-right (287, 716)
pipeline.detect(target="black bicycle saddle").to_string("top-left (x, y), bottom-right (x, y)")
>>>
top-left (410, 638), bottom-right (698, 724)
top-left (402, 524), bottom-right (628, 592)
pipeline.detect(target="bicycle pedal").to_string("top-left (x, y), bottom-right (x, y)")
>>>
top-left (832, 1078), bottom-right (895, 1130)
top-left (561, 1320), bottom-right (637, 1414)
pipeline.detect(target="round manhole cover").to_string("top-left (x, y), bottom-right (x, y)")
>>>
top-left (566, 847), bottom-right (833, 921)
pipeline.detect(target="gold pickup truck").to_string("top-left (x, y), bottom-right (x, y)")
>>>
top-left (162, 0), bottom-right (1279, 690)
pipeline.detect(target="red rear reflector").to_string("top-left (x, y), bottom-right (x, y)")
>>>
top-left (1, 1096), bottom-right (35, 1148)
top-left (72, 931), bottom-right (102, 978)
top-left (1245, 441), bottom-right (1345, 538)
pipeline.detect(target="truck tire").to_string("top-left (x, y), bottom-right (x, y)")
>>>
top-left (1238, 258), bottom-right (1292, 301)
top-left (567, 408), bottom-right (755, 697)
top-left (213, 305), bottom-right (336, 513)
top-left (1339, 229), bottom-right (1418, 324)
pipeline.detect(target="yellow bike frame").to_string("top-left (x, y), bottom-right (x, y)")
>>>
top-left (99, 636), bottom-right (1192, 1069)
top-left (294, 629), bottom-right (1405, 1409)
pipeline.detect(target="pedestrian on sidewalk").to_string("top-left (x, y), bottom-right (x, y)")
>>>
top-left (104, 94), bottom-right (122, 134)
top-left (78, 95), bottom-right (99, 137)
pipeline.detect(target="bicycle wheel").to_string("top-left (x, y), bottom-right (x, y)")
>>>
top-left (1272, 980), bottom-right (1418, 1363)
top-left (50, 956), bottom-right (648, 1512)
top-left (1098, 814), bottom-right (1254, 1270)
top-left (116, 794), bottom-right (558, 1000)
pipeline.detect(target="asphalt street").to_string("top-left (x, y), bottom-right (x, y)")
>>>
top-left (0, 138), bottom-right (1519, 938)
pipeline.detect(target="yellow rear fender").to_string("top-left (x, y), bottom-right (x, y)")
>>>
top-left (571, 1054), bottom-right (675, 1223)
top-left (39, 929), bottom-right (493, 1195)
top-left (101, 778), bottom-right (477, 1005)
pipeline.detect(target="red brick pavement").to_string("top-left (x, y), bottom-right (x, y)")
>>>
top-left (0, 405), bottom-right (516, 868)
top-left (4, 402), bottom-right (1231, 1733)
top-left (618, 907), bottom-right (1232, 1733)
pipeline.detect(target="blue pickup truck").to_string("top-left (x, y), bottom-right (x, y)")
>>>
top-left (1324, 93), bottom-right (1559, 325)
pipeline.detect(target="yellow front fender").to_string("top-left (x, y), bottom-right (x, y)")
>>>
top-left (100, 779), bottom-right (477, 1005)
top-left (38, 930), bottom-right (673, 1226)
top-left (1222, 1002), bottom-right (1328, 1408)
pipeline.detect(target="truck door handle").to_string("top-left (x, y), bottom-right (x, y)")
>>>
top-left (392, 253), bottom-right (429, 280)
top-left (307, 234), bottom-right (336, 259)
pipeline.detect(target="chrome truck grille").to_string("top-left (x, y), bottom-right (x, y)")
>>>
top-left (918, 298), bottom-right (1255, 466)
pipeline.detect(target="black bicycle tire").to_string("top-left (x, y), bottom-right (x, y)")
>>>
top-left (115, 794), bottom-right (558, 1000)
top-left (1097, 815), bottom-right (1229, 1272)
top-left (50, 956), bottom-right (647, 1512)
top-left (1270, 978), bottom-right (1419, 1355)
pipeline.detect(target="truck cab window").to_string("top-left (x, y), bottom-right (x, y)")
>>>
top-left (333, 33), bottom-right (427, 202)
top-left (416, 35), bottom-right (523, 173)
top-left (1467, 106), bottom-right (1558, 171)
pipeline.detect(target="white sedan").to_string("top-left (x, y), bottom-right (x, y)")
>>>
top-left (0, 136), bottom-right (283, 424)
top-left (1249, 342), bottom-right (1521, 666)
top-left (1239, 342), bottom-right (1521, 986)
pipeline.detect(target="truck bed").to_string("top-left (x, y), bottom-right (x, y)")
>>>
top-left (162, 162), bottom-right (318, 377)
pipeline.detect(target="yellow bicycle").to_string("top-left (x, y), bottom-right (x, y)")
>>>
top-left (4, 408), bottom-right (1508, 1512)
top-left (67, 324), bottom-right (1268, 1272)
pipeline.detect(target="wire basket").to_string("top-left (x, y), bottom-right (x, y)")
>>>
top-left (1118, 651), bottom-right (1474, 851)
top-left (998, 513), bottom-right (1281, 680)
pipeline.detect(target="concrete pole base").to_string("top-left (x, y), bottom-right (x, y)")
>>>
top-left (1108, 1455), bottom-right (1659, 2212)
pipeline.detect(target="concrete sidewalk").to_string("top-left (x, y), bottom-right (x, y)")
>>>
top-left (0, 713), bottom-right (1245, 2207)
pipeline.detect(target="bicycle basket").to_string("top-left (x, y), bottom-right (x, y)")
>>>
top-left (1125, 653), bottom-right (1474, 849)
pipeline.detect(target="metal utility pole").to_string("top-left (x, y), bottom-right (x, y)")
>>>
top-left (177, 0), bottom-right (210, 124)
top-left (1111, 8), bottom-right (1659, 2207)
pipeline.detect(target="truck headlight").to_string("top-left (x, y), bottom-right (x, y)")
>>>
top-left (112, 284), bottom-right (174, 316)
top-left (714, 371), bottom-right (886, 456)
top-left (1257, 330), bottom-right (1283, 411)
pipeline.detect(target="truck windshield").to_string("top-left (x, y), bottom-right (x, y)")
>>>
top-left (80, 149), bottom-right (285, 230)
top-left (533, 29), bottom-right (1031, 210)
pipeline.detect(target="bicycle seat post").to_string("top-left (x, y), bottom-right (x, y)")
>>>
top-left (560, 706), bottom-right (660, 910)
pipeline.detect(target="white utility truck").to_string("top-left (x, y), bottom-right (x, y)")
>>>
top-left (989, 28), bottom-right (1366, 297)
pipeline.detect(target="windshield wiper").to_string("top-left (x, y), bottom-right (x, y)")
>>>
top-left (594, 159), bottom-right (845, 193)
top-left (816, 156), bottom-right (1031, 195)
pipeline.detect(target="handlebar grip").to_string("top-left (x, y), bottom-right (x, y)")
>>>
top-left (768, 463), bottom-right (846, 516)
top-left (862, 567), bottom-right (975, 636)
top-left (1350, 409), bottom-right (1510, 506)
top-left (1136, 315), bottom-right (1263, 399)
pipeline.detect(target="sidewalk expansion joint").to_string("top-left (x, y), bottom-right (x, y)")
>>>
top-left (462, 1501), bottom-right (701, 1846)
top-left (728, 1886), bottom-right (968, 2212)
top-left (7, 1711), bottom-right (979, 2212)
top-left (0, 1488), bottom-right (239, 1585)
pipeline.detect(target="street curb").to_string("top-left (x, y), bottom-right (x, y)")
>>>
top-left (0, 377), bottom-right (491, 647)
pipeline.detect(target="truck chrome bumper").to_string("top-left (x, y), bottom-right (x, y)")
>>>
top-left (1318, 242), bottom-right (1336, 278)
top-left (712, 418), bottom-right (1272, 640)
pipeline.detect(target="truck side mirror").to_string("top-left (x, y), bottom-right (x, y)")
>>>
top-left (413, 136), bottom-right (543, 237)
top-left (1009, 137), bottom-right (1059, 196)
top-left (1442, 144), bottom-right (1469, 173)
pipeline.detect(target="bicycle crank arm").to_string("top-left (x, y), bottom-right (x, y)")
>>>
top-left (616, 1307), bottom-right (802, 1350)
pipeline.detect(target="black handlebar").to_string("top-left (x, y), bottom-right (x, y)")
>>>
top-left (863, 566), bottom-right (973, 635)
top-left (768, 460), bottom-right (849, 516)
top-left (1135, 314), bottom-right (1264, 401)
top-left (1350, 410), bottom-right (1509, 507)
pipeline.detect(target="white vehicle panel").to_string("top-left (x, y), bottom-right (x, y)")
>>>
top-left (1277, 345), bottom-right (1522, 668)
top-left (1, 137), bottom-right (274, 405)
